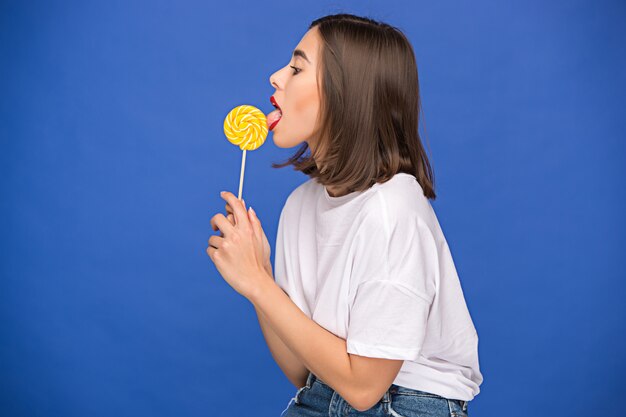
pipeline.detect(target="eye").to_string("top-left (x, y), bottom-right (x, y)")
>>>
top-left (290, 65), bottom-right (301, 75)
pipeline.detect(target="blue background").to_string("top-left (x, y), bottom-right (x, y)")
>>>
top-left (1, 1), bottom-right (624, 416)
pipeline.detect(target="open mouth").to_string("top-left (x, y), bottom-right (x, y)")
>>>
top-left (268, 96), bottom-right (283, 131)
top-left (270, 95), bottom-right (282, 112)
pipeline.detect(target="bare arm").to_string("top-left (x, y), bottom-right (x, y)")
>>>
top-left (219, 198), bottom-right (402, 411)
top-left (221, 202), bottom-right (309, 389)
top-left (254, 301), bottom-right (310, 389)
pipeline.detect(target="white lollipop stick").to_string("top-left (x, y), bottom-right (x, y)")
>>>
top-left (238, 149), bottom-right (246, 201)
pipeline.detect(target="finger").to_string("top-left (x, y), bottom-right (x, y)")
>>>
top-left (220, 191), bottom-right (249, 229)
top-left (222, 202), bottom-right (234, 220)
top-left (248, 206), bottom-right (263, 238)
top-left (213, 208), bottom-right (234, 231)
top-left (249, 206), bottom-right (261, 225)
top-left (225, 198), bottom-right (244, 215)
top-left (207, 245), bottom-right (218, 261)
top-left (221, 214), bottom-right (234, 235)
top-left (210, 212), bottom-right (234, 235)
top-left (208, 234), bottom-right (223, 249)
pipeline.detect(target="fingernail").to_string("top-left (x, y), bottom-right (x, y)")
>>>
top-left (250, 206), bottom-right (255, 216)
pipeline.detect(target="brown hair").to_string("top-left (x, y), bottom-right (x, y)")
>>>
top-left (271, 13), bottom-right (436, 200)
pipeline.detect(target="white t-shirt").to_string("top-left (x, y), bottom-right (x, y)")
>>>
top-left (273, 172), bottom-right (483, 401)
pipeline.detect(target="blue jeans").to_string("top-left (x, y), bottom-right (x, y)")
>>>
top-left (280, 372), bottom-right (469, 417)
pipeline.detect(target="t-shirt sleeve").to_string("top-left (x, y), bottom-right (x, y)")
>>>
top-left (273, 201), bottom-right (312, 317)
top-left (346, 209), bottom-right (438, 361)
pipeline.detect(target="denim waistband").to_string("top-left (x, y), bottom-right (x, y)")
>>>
top-left (305, 372), bottom-right (468, 412)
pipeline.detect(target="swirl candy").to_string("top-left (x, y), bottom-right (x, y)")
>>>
top-left (223, 105), bottom-right (268, 200)
top-left (223, 105), bottom-right (268, 151)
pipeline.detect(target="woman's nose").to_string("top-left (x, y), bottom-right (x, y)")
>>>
top-left (269, 75), bottom-right (279, 89)
top-left (269, 70), bottom-right (283, 89)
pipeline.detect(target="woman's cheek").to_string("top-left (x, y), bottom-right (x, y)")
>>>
top-left (292, 75), bottom-right (319, 110)
top-left (295, 94), bottom-right (320, 130)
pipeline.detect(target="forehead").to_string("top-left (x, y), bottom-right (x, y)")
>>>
top-left (294, 27), bottom-right (319, 63)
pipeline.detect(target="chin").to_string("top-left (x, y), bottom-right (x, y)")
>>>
top-left (271, 136), bottom-right (287, 149)
top-left (272, 130), bottom-right (306, 149)
top-left (271, 120), bottom-right (316, 149)
top-left (271, 132), bottom-right (286, 148)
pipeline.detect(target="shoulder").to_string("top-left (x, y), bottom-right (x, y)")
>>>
top-left (287, 177), bottom-right (317, 203)
top-left (350, 183), bottom-right (439, 301)
top-left (280, 177), bottom-right (318, 220)
top-left (357, 177), bottom-right (435, 241)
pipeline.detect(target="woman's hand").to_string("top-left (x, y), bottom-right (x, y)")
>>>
top-left (207, 191), bottom-right (272, 299)
top-left (222, 198), bottom-right (273, 277)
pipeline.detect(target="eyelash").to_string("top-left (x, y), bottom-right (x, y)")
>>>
top-left (290, 65), bottom-right (301, 75)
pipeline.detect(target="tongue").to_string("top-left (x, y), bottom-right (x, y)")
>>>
top-left (267, 109), bottom-right (282, 127)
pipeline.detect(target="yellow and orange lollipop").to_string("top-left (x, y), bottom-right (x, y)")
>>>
top-left (223, 105), bottom-right (268, 200)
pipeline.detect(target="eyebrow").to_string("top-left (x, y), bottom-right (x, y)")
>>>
top-left (292, 49), bottom-right (311, 64)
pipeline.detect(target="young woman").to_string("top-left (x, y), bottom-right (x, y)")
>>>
top-left (208, 13), bottom-right (482, 417)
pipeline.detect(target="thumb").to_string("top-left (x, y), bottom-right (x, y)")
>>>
top-left (248, 206), bottom-right (262, 234)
